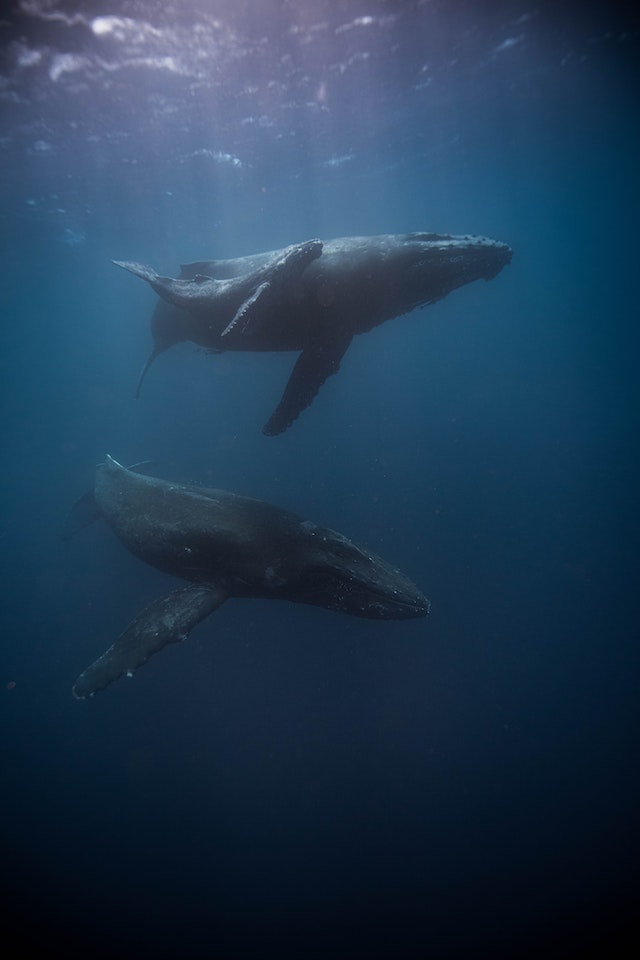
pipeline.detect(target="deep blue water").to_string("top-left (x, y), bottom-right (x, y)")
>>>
top-left (1, 2), bottom-right (638, 957)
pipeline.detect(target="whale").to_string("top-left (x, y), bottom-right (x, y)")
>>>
top-left (66, 457), bottom-right (429, 698)
top-left (115, 232), bottom-right (512, 435)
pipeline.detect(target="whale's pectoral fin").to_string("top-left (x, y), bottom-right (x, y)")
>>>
top-left (272, 238), bottom-right (323, 280)
top-left (221, 281), bottom-right (272, 338)
top-left (263, 334), bottom-right (353, 436)
top-left (72, 582), bottom-right (227, 699)
top-left (222, 240), bottom-right (323, 340)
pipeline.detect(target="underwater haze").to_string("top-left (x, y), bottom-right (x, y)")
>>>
top-left (0, 1), bottom-right (638, 958)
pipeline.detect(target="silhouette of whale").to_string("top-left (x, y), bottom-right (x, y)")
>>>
top-left (67, 456), bottom-right (429, 698)
top-left (115, 232), bottom-right (512, 435)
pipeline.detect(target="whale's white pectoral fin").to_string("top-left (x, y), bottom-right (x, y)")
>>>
top-left (222, 239), bottom-right (323, 339)
top-left (263, 333), bottom-right (353, 436)
top-left (222, 281), bottom-right (272, 338)
top-left (72, 582), bottom-right (227, 699)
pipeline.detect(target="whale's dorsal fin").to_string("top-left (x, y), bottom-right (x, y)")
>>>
top-left (63, 460), bottom-right (157, 541)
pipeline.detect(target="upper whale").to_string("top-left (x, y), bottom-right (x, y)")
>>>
top-left (115, 232), bottom-right (512, 435)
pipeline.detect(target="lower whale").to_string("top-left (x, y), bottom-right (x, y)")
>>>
top-left (67, 457), bottom-right (429, 698)
top-left (116, 232), bottom-right (512, 435)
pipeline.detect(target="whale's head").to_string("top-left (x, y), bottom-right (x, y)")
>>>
top-left (437, 233), bottom-right (513, 281)
top-left (287, 523), bottom-right (429, 620)
top-left (394, 232), bottom-right (512, 311)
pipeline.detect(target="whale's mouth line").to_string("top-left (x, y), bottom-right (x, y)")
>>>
top-left (340, 576), bottom-right (429, 615)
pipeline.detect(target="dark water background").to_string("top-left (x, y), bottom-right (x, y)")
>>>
top-left (1, 2), bottom-right (638, 957)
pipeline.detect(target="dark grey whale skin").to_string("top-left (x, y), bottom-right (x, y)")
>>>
top-left (116, 232), bottom-right (512, 435)
top-left (69, 457), bottom-right (429, 699)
